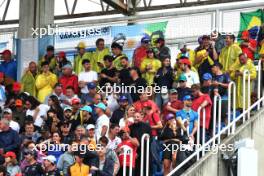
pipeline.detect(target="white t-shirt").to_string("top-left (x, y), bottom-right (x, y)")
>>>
top-left (78, 71), bottom-right (98, 94)
top-left (26, 104), bottom-right (49, 127)
top-left (95, 114), bottom-right (110, 141)
top-left (107, 136), bottom-right (121, 150)
top-left (184, 71), bottom-right (200, 88)
top-left (9, 120), bottom-right (20, 133)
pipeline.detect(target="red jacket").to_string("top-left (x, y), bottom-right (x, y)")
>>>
top-left (59, 74), bottom-right (79, 94)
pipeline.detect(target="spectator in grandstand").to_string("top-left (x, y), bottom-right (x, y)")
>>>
top-left (57, 143), bottom-right (75, 176)
top-left (210, 31), bottom-right (226, 55)
top-left (142, 106), bottom-right (163, 137)
top-left (54, 51), bottom-right (71, 77)
top-left (45, 109), bottom-right (61, 133)
top-left (60, 121), bottom-right (73, 145)
top-left (38, 45), bottom-right (56, 72)
top-left (162, 89), bottom-right (184, 121)
top-left (155, 38), bottom-right (171, 60)
top-left (129, 111), bottom-right (152, 176)
top-left (47, 95), bottom-right (64, 121)
top-left (110, 95), bottom-right (129, 125)
top-left (176, 95), bottom-right (198, 139)
top-left (3, 151), bottom-right (21, 176)
top-left (35, 61), bottom-right (58, 103)
top-left (2, 108), bottom-right (20, 133)
top-left (21, 61), bottom-right (38, 97)
top-left (99, 55), bottom-right (118, 87)
top-left (78, 59), bottom-right (98, 98)
top-left (74, 41), bottom-right (91, 75)
top-left (191, 84), bottom-right (212, 142)
top-left (111, 42), bottom-right (126, 71)
top-left (129, 67), bottom-right (147, 102)
top-left (59, 64), bottom-right (79, 94)
top-left (230, 53), bottom-right (257, 109)
top-left (178, 59), bottom-right (200, 88)
top-left (119, 56), bottom-right (133, 87)
top-left (240, 30), bottom-right (257, 61)
top-left (20, 122), bottom-right (41, 144)
top-left (12, 99), bottom-right (26, 128)
top-left (219, 33), bottom-right (242, 72)
top-left (91, 38), bottom-right (110, 73)
top-left (201, 73), bottom-right (214, 97)
top-left (107, 124), bottom-right (121, 151)
top-left (63, 86), bottom-right (79, 106)
top-left (0, 118), bottom-right (20, 153)
top-left (44, 132), bottom-right (64, 162)
top-left (81, 82), bottom-right (97, 105)
top-left (0, 165), bottom-right (8, 176)
top-left (196, 35), bottom-right (218, 61)
top-left (0, 50), bottom-right (17, 82)
top-left (176, 74), bottom-right (192, 101)
top-left (195, 49), bottom-right (215, 80)
top-left (132, 35), bottom-right (151, 68)
top-left (71, 105), bottom-right (95, 131)
top-left (116, 126), bottom-right (139, 176)
top-left (44, 83), bottom-right (66, 105)
top-left (22, 149), bottom-right (44, 176)
top-left (140, 48), bottom-right (161, 85)
top-left (134, 92), bottom-right (159, 113)
top-left (43, 155), bottom-right (61, 176)
top-left (68, 152), bottom-right (90, 176)
top-left (86, 124), bottom-right (96, 149)
top-left (154, 56), bottom-right (174, 109)
top-left (177, 41), bottom-right (195, 65)
top-left (95, 102), bottom-right (110, 141)
top-left (119, 105), bottom-right (135, 129)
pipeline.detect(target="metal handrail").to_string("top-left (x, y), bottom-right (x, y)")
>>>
top-left (213, 95), bottom-right (222, 146)
top-left (140, 133), bottom-right (150, 176)
top-left (227, 81), bottom-right (236, 134)
top-left (123, 146), bottom-right (133, 176)
top-left (197, 106), bottom-right (206, 158)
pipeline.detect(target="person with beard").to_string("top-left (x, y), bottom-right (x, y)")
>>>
top-left (110, 96), bottom-right (129, 125)
top-left (154, 57), bottom-right (174, 109)
top-left (71, 105), bottom-right (95, 131)
top-left (38, 45), bottom-right (56, 72)
top-left (129, 111), bottom-right (152, 176)
top-left (21, 61), bottom-right (38, 97)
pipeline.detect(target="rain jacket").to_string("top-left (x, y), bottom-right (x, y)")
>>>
top-left (140, 57), bottom-right (161, 85)
top-left (74, 52), bottom-right (91, 75)
top-left (90, 48), bottom-right (110, 73)
top-left (219, 43), bottom-right (242, 72)
top-left (113, 54), bottom-right (126, 71)
top-left (21, 71), bottom-right (38, 97)
top-left (35, 72), bottom-right (57, 103)
top-left (230, 59), bottom-right (256, 109)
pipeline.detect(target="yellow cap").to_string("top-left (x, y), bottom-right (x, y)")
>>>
top-left (77, 42), bottom-right (86, 49)
top-left (196, 49), bottom-right (207, 59)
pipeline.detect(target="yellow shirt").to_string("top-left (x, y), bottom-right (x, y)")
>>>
top-left (69, 163), bottom-right (90, 176)
top-left (140, 57), bottom-right (161, 85)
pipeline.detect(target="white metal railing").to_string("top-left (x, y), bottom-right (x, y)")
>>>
top-left (213, 95), bottom-right (222, 146)
top-left (140, 133), bottom-right (150, 176)
top-left (168, 95), bottom-right (264, 176)
top-left (257, 60), bottom-right (262, 110)
top-left (243, 70), bottom-right (251, 122)
top-left (123, 146), bottom-right (133, 176)
top-left (227, 81), bottom-right (236, 135)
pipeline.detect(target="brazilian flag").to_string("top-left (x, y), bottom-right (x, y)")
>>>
top-left (238, 9), bottom-right (264, 42)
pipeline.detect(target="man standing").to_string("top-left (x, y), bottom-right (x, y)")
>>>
top-left (21, 61), bottom-right (38, 97)
top-left (240, 30), bottom-right (257, 61)
top-left (99, 55), bottom-right (118, 87)
top-left (91, 38), bottom-right (110, 73)
top-left (176, 74), bottom-right (192, 101)
top-left (0, 49), bottom-right (17, 82)
top-left (74, 41), bottom-right (91, 75)
top-left (129, 67), bottom-right (147, 102)
top-left (178, 59), bottom-right (200, 88)
top-left (95, 102), bottom-right (110, 141)
top-left (162, 89), bottom-right (183, 118)
top-left (132, 35), bottom-right (151, 68)
top-left (59, 64), bottom-right (79, 94)
top-left (110, 96), bottom-right (129, 125)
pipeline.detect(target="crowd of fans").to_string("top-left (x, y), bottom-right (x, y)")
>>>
top-left (0, 28), bottom-right (263, 176)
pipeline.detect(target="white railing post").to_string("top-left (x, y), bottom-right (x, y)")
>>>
top-left (213, 95), bottom-right (222, 145)
top-left (196, 107), bottom-right (201, 160)
top-left (228, 81), bottom-right (236, 134)
top-left (243, 70), bottom-right (250, 122)
top-left (197, 107), bottom-right (206, 157)
top-left (140, 133), bottom-right (150, 176)
top-left (257, 59), bottom-right (262, 110)
top-left (123, 147), bottom-right (133, 176)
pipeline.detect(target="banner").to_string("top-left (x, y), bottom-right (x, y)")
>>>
top-left (0, 42), bottom-right (7, 52)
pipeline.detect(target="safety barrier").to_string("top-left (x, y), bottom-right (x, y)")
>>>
top-left (140, 133), bottom-right (150, 176)
top-left (123, 146), bottom-right (133, 176)
top-left (242, 70), bottom-right (251, 122)
top-left (213, 95), bottom-right (222, 146)
top-left (257, 60), bottom-right (262, 110)
top-left (227, 81), bottom-right (236, 134)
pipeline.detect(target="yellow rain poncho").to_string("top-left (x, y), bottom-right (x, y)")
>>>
top-left (219, 43), bottom-right (242, 72)
top-left (230, 59), bottom-right (257, 109)
top-left (21, 71), bottom-right (38, 97)
top-left (90, 48), bottom-right (110, 73)
top-left (74, 52), bottom-right (92, 75)
top-left (113, 54), bottom-right (126, 71)
top-left (35, 72), bottom-right (57, 103)
top-left (140, 57), bottom-right (161, 85)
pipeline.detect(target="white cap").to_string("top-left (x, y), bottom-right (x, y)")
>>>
top-left (86, 124), bottom-right (95, 131)
top-left (3, 108), bottom-right (12, 114)
top-left (43, 155), bottom-right (56, 164)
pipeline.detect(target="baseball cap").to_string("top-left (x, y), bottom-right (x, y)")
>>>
top-left (87, 82), bottom-right (96, 89)
top-left (183, 95), bottom-right (192, 101)
top-left (80, 105), bottom-right (93, 113)
top-left (169, 89), bottom-right (178, 94)
top-left (62, 64), bottom-right (72, 69)
top-left (202, 73), bottom-right (212, 81)
top-left (71, 98), bottom-right (80, 105)
top-left (86, 124), bottom-right (95, 131)
top-left (95, 102), bottom-right (107, 111)
top-left (13, 82), bottom-right (21, 91)
top-left (4, 151), bottom-right (16, 159)
top-left (141, 36), bottom-right (151, 43)
top-left (43, 155), bottom-right (56, 164)
top-left (58, 51), bottom-right (66, 58)
top-left (179, 74), bottom-right (187, 81)
top-left (179, 59), bottom-right (191, 66)
top-left (0, 49), bottom-right (11, 56)
top-left (119, 95), bottom-right (128, 102)
top-left (3, 108), bottom-right (12, 114)
top-left (165, 113), bottom-right (175, 121)
top-left (15, 99), bottom-right (23, 107)
top-left (64, 106), bottom-right (72, 112)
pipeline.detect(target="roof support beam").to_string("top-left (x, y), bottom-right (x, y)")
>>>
top-left (102, 0), bottom-right (130, 15)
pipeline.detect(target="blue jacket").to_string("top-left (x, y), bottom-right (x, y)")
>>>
top-left (0, 128), bottom-right (20, 152)
top-left (0, 60), bottom-right (17, 81)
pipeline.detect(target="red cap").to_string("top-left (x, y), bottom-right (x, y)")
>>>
top-left (4, 151), bottom-right (16, 159)
top-left (242, 30), bottom-right (249, 38)
top-left (0, 49), bottom-right (12, 56)
top-left (179, 58), bottom-right (191, 66)
top-left (0, 72), bottom-right (4, 78)
top-left (58, 51), bottom-right (66, 58)
top-left (15, 99), bottom-right (23, 107)
top-left (13, 82), bottom-right (21, 92)
top-left (71, 98), bottom-right (80, 105)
